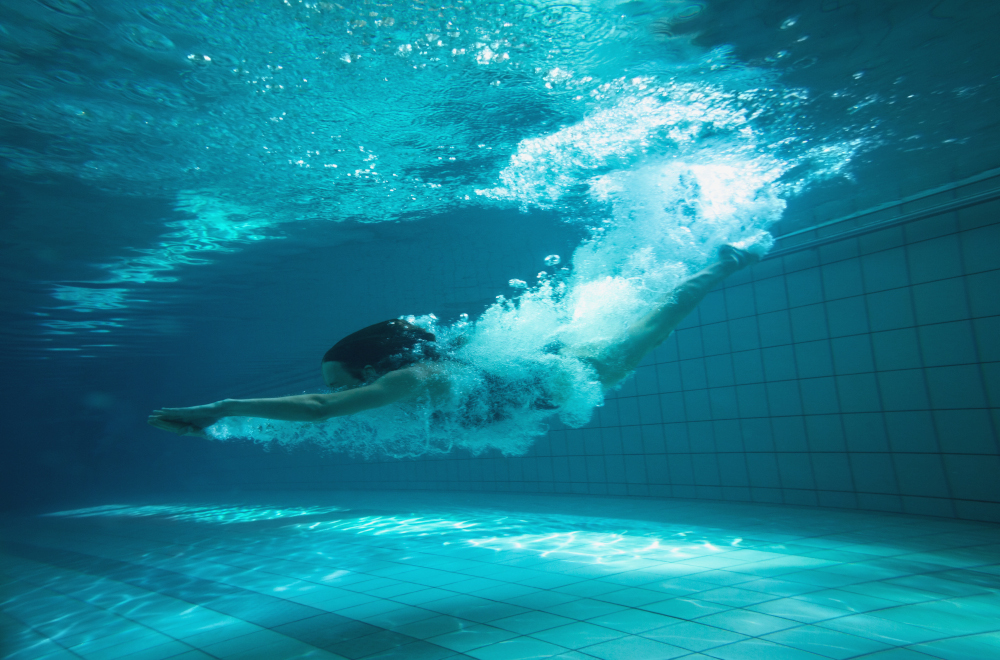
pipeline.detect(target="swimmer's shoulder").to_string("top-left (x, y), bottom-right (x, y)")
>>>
top-left (399, 361), bottom-right (453, 398)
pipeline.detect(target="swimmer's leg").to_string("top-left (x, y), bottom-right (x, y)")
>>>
top-left (568, 245), bottom-right (758, 387)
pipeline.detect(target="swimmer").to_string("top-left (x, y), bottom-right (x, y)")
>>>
top-left (148, 244), bottom-right (758, 437)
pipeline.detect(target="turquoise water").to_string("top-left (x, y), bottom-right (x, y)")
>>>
top-left (4, 0), bottom-right (993, 367)
top-left (7, 0), bottom-right (871, 455)
top-left (2, 1), bottom-right (1000, 657)
top-left (4, 0), bottom-right (885, 334)
top-left (2, 0), bottom-right (994, 352)
top-left (10, 3), bottom-right (844, 455)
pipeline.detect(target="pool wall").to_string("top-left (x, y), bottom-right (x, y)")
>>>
top-left (190, 172), bottom-right (1000, 525)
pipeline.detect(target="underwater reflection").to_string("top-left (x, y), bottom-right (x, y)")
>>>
top-left (46, 503), bottom-right (345, 524)
top-left (7, 494), bottom-right (1000, 660)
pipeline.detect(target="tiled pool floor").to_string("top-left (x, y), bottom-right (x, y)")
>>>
top-left (1, 491), bottom-right (999, 660)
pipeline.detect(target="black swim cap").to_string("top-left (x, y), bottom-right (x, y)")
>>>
top-left (322, 319), bottom-right (437, 379)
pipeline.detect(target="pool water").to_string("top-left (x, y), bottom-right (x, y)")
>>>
top-left (2, 0), bottom-right (1000, 658)
top-left (3, 492), bottom-right (999, 659)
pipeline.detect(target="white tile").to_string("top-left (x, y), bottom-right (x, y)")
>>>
top-left (642, 621), bottom-right (747, 652)
top-left (391, 614), bottom-right (476, 639)
top-left (641, 598), bottom-right (730, 620)
top-left (697, 587), bottom-right (780, 607)
top-left (702, 638), bottom-right (828, 660)
top-left (763, 625), bottom-right (892, 659)
top-left (582, 635), bottom-right (689, 660)
top-left (464, 636), bottom-right (569, 660)
top-left (696, 609), bottom-right (799, 636)
top-left (747, 597), bottom-right (848, 623)
top-left (427, 623), bottom-right (517, 652)
top-left (585, 609), bottom-right (679, 634)
top-left (491, 611), bottom-right (576, 634)
top-left (199, 630), bottom-right (324, 659)
top-left (865, 602), bottom-right (1000, 636)
top-left (115, 641), bottom-right (200, 660)
top-left (7, 492), bottom-right (1000, 660)
top-left (913, 631), bottom-right (1000, 660)
top-left (548, 598), bottom-right (627, 620)
top-left (818, 614), bottom-right (944, 645)
top-left (72, 631), bottom-right (178, 660)
top-left (530, 622), bottom-right (624, 649)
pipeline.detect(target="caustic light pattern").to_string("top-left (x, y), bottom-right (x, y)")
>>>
top-left (7, 0), bottom-right (863, 323)
top-left (3, 493), bottom-right (999, 659)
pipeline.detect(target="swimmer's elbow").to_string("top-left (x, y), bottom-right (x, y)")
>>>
top-left (307, 395), bottom-right (340, 422)
top-left (310, 375), bottom-right (418, 422)
top-left (311, 391), bottom-right (378, 421)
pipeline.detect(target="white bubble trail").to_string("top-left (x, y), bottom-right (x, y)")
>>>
top-left (205, 77), bottom-right (858, 458)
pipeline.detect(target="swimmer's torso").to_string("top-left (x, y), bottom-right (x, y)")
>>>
top-left (389, 358), bottom-right (567, 430)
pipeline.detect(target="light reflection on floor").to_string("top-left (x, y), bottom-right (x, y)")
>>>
top-left (2, 491), bottom-right (999, 660)
top-left (45, 504), bottom-right (347, 525)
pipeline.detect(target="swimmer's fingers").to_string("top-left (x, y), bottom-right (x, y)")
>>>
top-left (152, 407), bottom-right (191, 420)
top-left (148, 417), bottom-right (185, 434)
top-left (151, 410), bottom-right (197, 427)
top-left (148, 417), bottom-right (206, 438)
top-left (151, 404), bottom-right (221, 427)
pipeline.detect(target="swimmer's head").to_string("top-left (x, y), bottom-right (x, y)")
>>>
top-left (321, 319), bottom-right (437, 387)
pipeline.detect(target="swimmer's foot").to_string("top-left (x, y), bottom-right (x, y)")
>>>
top-left (718, 244), bottom-right (761, 270)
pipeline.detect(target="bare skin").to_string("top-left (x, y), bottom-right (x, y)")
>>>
top-left (569, 244), bottom-right (754, 384)
top-left (148, 245), bottom-right (757, 437)
top-left (148, 362), bottom-right (449, 437)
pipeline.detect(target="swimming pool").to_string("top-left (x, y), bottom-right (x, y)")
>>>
top-left (4, 491), bottom-right (1000, 659)
top-left (1, 0), bottom-right (999, 658)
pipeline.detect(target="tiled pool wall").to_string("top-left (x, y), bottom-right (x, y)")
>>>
top-left (199, 174), bottom-right (1000, 525)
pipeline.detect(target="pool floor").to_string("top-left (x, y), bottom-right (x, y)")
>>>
top-left (1, 491), bottom-right (999, 660)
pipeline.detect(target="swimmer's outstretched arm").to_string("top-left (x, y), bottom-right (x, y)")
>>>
top-left (148, 368), bottom-right (423, 436)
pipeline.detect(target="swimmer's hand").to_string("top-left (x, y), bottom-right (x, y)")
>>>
top-left (147, 417), bottom-right (208, 438)
top-left (148, 402), bottom-right (225, 437)
top-left (148, 370), bottom-right (434, 434)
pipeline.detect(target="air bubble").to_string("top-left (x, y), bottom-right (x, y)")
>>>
top-left (544, 254), bottom-right (561, 266)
